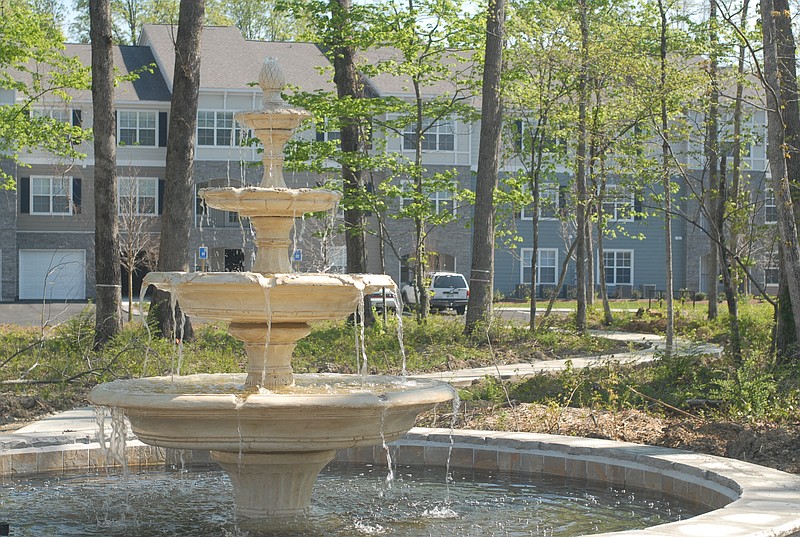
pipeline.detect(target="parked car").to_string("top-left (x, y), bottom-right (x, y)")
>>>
top-left (401, 272), bottom-right (469, 314)
top-left (369, 288), bottom-right (398, 313)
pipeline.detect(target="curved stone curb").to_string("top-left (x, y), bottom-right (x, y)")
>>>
top-left (336, 427), bottom-right (800, 537)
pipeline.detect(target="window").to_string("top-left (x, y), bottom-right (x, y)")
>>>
top-left (521, 184), bottom-right (559, 220)
top-left (400, 181), bottom-right (457, 215)
top-left (118, 110), bottom-right (156, 146)
top-left (32, 107), bottom-right (69, 123)
top-left (118, 177), bottom-right (158, 215)
top-left (403, 118), bottom-right (455, 151)
top-left (765, 188), bottom-right (777, 224)
top-left (602, 250), bottom-right (633, 285)
top-left (601, 184), bottom-right (634, 221)
top-left (31, 176), bottom-right (71, 215)
top-left (197, 111), bottom-right (246, 146)
top-left (315, 118), bottom-right (340, 142)
top-left (430, 190), bottom-right (455, 215)
top-left (765, 266), bottom-right (780, 286)
top-left (521, 248), bottom-right (558, 285)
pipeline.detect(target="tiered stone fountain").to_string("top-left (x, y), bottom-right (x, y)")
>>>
top-left (89, 57), bottom-right (454, 519)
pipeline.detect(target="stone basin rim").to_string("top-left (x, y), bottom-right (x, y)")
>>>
top-left (199, 186), bottom-right (340, 198)
top-left (142, 271), bottom-right (397, 291)
top-left (89, 373), bottom-right (456, 412)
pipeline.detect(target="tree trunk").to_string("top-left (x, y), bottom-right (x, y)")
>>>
top-left (90, 0), bottom-right (122, 347)
top-left (542, 238), bottom-right (577, 324)
top-left (528, 127), bottom-right (543, 331)
top-left (465, 0), bottom-right (505, 333)
top-left (728, 0), bottom-right (748, 349)
top-left (773, 0), bottom-right (800, 361)
top-left (150, 0), bottom-right (204, 341)
top-left (127, 258), bottom-right (134, 322)
top-left (574, 0), bottom-right (590, 333)
top-left (705, 0), bottom-right (719, 320)
top-left (330, 0), bottom-right (374, 326)
top-left (411, 78), bottom-right (430, 322)
top-left (718, 156), bottom-right (742, 363)
top-left (331, 0), bottom-right (367, 275)
top-left (658, 0), bottom-right (674, 355)
top-left (596, 167), bottom-right (612, 325)
top-left (761, 0), bottom-right (800, 353)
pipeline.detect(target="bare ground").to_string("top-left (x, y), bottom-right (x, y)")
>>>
top-left (0, 392), bottom-right (86, 433)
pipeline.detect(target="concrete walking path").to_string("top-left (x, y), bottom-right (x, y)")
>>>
top-left (413, 329), bottom-right (722, 387)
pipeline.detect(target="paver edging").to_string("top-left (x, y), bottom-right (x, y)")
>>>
top-left (335, 427), bottom-right (800, 537)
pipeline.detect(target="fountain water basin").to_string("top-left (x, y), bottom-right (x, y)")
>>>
top-left (88, 56), bottom-right (455, 518)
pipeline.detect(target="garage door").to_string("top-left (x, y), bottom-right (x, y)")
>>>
top-left (19, 250), bottom-right (86, 300)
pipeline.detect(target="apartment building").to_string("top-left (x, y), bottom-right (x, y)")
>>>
top-left (0, 25), bottom-right (778, 303)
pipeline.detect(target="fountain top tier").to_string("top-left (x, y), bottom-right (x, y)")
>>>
top-left (195, 57), bottom-right (340, 275)
top-left (143, 56), bottom-right (397, 388)
top-left (230, 56), bottom-right (312, 190)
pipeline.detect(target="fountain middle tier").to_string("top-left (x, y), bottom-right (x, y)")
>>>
top-left (144, 271), bottom-right (396, 387)
top-left (144, 271), bottom-right (394, 324)
top-left (199, 186), bottom-right (340, 217)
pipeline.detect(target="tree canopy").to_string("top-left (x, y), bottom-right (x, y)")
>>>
top-left (0, 0), bottom-right (90, 188)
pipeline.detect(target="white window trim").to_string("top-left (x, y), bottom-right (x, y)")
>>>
top-left (117, 109), bottom-right (157, 147)
top-left (765, 265), bottom-right (780, 286)
top-left (118, 176), bottom-right (158, 216)
top-left (765, 187), bottom-right (777, 224)
top-left (400, 180), bottom-right (457, 215)
top-left (315, 118), bottom-right (341, 143)
top-left (32, 107), bottom-right (70, 123)
top-left (601, 184), bottom-right (634, 222)
top-left (430, 190), bottom-right (456, 216)
top-left (328, 245), bottom-right (346, 273)
top-left (197, 110), bottom-right (248, 147)
top-left (30, 176), bottom-right (72, 216)
top-left (520, 248), bottom-right (558, 286)
top-left (402, 117), bottom-right (456, 152)
top-left (599, 249), bottom-right (634, 286)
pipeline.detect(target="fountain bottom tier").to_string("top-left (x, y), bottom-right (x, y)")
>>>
top-left (214, 450), bottom-right (337, 516)
top-left (89, 373), bottom-right (455, 517)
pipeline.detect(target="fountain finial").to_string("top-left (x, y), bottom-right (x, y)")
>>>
top-left (258, 57), bottom-right (286, 107)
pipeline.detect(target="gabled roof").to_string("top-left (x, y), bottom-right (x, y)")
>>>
top-left (16, 43), bottom-right (170, 104)
top-left (140, 25), bottom-right (334, 94)
top-left (357, 47), bottom-right (480, 105)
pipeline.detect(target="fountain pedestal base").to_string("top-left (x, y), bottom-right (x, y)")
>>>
top-left (212, 449), bottom-right (336, 517)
